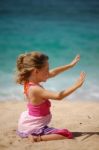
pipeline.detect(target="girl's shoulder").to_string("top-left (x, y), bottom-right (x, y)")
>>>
top-left (26, 83), bottom-right (46, 105)
top-left (28, 83), bottom-right (44, 94)
top-left (24, 82), bottom-right (43, 94)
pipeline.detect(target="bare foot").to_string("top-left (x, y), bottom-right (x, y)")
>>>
top-left (28, 135), bottom-right (38, 142)
top-left (28, 135), bottom-right (41, 143)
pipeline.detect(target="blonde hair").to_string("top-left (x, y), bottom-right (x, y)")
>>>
top-left (16, 51), bottom-right (49, 84)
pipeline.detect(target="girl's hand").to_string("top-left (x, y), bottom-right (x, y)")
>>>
top-left (75, 72), bottom-right (86, 88)
top-left (70, 54), bottom-right (80, 67)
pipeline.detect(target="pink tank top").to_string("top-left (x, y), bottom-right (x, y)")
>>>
top-left (24, 82), bottom-right (51, 117)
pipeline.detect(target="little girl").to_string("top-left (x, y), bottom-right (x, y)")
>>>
top-left (16, 51), bottom-right (86, 142)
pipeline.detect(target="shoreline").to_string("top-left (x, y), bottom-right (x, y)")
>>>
top-left (0, 100), bottom-right (99, 150)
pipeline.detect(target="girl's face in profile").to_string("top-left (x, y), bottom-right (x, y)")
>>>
top-left (33, 61), bottom-right (49, 82)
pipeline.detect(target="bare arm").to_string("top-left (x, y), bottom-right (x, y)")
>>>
top-left (49, 55), bottom-right (80, 78)
top-left (31, 72), bottom-right (86, 101)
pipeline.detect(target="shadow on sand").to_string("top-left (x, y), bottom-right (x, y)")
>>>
top-left (72, 132), bottom-right (99, 141)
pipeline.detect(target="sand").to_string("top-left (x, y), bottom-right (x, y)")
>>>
top-left (0, 100), bottom-right (99, 150)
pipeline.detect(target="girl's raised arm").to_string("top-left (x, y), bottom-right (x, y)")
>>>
top-left (49, 55), bottom-right (80, 78)
top-left (31, 72), bottom-right (86, 101)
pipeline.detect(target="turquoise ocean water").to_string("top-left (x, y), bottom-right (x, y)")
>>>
top-left (0, 0), bottom-right (99, 101)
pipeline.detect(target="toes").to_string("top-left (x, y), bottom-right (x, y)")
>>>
top-left (28, 135), bottom-right (35, 143)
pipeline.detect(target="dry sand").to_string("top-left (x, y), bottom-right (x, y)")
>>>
top-left (0, 100), bottom-right (99, 150)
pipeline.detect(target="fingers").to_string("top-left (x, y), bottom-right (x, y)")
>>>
top-left (80, 72), bottom-right (86, 80)
top-left (80, 71), bottom-right (86, 76)
top-left (76, 54), bottom-right (80, 60)
top-left (75, 71), bottom-right (86, 87)
top-left (74, 54), bottom-right (80, 63)
top-left (76, 54), bottom-right (80, 58)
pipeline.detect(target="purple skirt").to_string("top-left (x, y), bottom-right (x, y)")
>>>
top-left (17, 125), bottom-right (73, 139)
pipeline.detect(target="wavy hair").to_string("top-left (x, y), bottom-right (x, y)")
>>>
top-left (16, 51), bottom-right (49, 84)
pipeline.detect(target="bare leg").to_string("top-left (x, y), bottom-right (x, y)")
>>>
top-left (41, 134), bottom-right (67, 141)
top-left (28, 134), bottom-right (67, 142)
